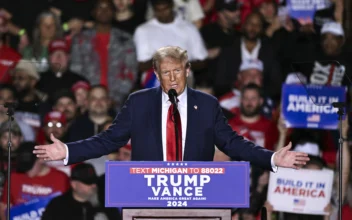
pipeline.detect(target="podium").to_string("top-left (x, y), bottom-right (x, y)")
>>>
top-left (105, 161), bottom-right (250, 219)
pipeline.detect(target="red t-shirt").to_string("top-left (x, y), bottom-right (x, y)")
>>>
top-left (94, 33), bottom-right (110, 88)
top-left (1, 168), bottom-right (70, 206)
top-left (229, 115), bottom-right (279, 150)
top-left (0, 46), bottom-right (21, 83)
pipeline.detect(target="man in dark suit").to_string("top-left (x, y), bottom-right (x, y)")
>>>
top-left (34, 46), bottom-right (309, 171)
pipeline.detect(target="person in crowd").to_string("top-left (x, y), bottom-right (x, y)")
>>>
top-left (134, 0), bottom-right (208, 88)
top-left (67, 85), bottom-right (113, 176)
top-left (0, 120), bottom-right (24, 193)
top-left (67, 85), bottom-right (112, 142)
top-left (200, 0), bottom-right (242, 60)
top-left (307, 22), bottom-right (350, 87)
top-left (0, 30), bottom-right (21, 83)
top-left (52, 89), bottom-right (78, 127)
top-left (199, 0), bottom-right (216, 25)
top-left (313, 0), bottom-right (344, 35)
top-left (0, 142), bottom-right (70, 220)
top-left (134, 0), bottom-right (208, 73)
top-left (70, 0), bottom-right (138, 110)
top-left (145, 0), bottom-right (205, 29)
top-left (265, 156), bottom-right (332, 220)
top-left (0, 85), bottom-right (35, 141)
top-left (34, 46), bottom-right (309, 176)
top-left (41, 163), bottom-right (118, 220)
top-left (49, 0), bottom-right (96, 38)
top-left (255, 0), bottom-right (297, 76)
top-left (37, 39), bottom-right (87, 98)
top-left (219, 59), bottom-right (276, 119)
top-left (271, 117), bottom-right (350, 220)
top-left (38, 111), bottom-right (71, 175)
top-left (290, 22), bottom-right (350, 104)
top-left (21, 11), bottom-right (63, 73)
top-left (228, 83), bottom-right (278, 150)
top-left (71, 81), bottom-right (91, 115)
top-left (213, 11), bottom-right (282, 100)
top-left (0, 1), bottom-right (47, 51)
top-left (11, 60), bottom-right (50, 129)
top-left (112, 0), bottom-right (145, 34)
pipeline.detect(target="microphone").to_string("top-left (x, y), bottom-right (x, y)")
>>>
top-left (168, 89), bottom-right (178, 105)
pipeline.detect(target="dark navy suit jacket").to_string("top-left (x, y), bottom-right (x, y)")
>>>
top-left (66, 87), bottom-right (274, 170)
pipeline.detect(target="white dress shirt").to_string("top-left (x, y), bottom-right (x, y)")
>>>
top-left (64, 88), bottom-right (277, 172)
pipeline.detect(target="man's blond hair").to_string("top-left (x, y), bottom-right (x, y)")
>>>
top-left (152, 46), bottom-right (191, 72)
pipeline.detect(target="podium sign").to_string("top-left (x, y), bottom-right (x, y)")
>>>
top-left (105, 161), bottom-right (249, 208)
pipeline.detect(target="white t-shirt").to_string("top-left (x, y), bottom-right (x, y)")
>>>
top-left (133, 15), bottom-right (208, 62)
top-left (146, 0), bottom-right (205, 23)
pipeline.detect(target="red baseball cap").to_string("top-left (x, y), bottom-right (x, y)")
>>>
top-left (123, 144), bottom-right (132, 150)
top-left (48, 39), bottom-right (69, 54)
top-left (44, 111), bottom-right (67, 125)
top-left (71, 81), bottom-right (91, 92)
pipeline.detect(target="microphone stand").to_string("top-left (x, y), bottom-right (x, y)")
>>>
top-left (3, 102), bottom-right (17, 220)
top-left (332, 102), bottom-right (345, 220)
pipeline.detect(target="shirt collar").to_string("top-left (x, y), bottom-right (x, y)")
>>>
top-left (162, 87), bottom-right (187, 106)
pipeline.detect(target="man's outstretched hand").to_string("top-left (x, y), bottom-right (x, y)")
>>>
top-left (274, 142), bottom-right (310, 169)
top-left (33, 134), bottom-right (66, 161)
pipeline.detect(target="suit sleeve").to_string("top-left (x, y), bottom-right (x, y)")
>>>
top-left (213, 102), bottom-right (274, 171)
top-left (65, 95), bottom-right (133, 165)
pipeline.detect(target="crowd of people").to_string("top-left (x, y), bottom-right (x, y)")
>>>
top-left (0, 0), bottom-right (351, 219)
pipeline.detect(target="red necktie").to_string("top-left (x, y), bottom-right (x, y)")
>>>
top-left (166, 103), bottom-right (182, 161)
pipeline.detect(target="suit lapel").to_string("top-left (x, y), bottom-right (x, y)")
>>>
top-left (184, 87), bottom-right (198, 160)
top-left (154, 87), bottom-right (163, 160)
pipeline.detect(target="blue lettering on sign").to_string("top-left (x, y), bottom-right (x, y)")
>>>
top-left (277, 178), bottom-right (303, 188)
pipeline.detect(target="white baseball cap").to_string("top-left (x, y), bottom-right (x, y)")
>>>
top-left (294, 142), bottom-right (321, 157)
top-left (239, 59), bottom-right (263, 72)
top-left (285, 72), bottom-right (307, 84)
top-left (321, 22), bottom-right (344, 37)
top-left (13, 59), bottom-right (40, 80)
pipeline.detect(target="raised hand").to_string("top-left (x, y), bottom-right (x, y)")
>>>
top-left (33, 134), bottom-right (67, 161)
top-left (274, 142), bottom-right (310, 169)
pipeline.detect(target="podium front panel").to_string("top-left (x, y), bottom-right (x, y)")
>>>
top-left (105, 161), bottom-right (249, 208)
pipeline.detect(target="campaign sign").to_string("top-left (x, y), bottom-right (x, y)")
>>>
top-left (281, 84), bottom-right (346, 129)
top-left (286, 0), bottom-right (330, 24)
top-left (105, 161), bottom-right (249, 208)
top-left (267, 168), bottom-right (333, 215)
top-left (10, 192), bottom-right (61, 220)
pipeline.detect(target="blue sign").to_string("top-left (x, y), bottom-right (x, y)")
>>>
top-left (105, 161), bottom-right (249, 208)
top-left (282, 84), bottom-right (346, 129)
top-left (287, 0), bottom-right (330, 24)
top-left (10, 192), bottom-right (61, 220)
